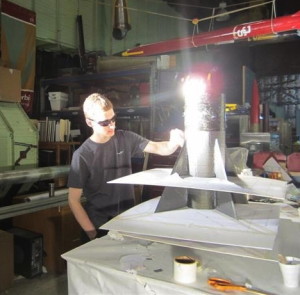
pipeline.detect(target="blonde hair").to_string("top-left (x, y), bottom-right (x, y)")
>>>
top-left (83, 93), bottom-right (113, 118)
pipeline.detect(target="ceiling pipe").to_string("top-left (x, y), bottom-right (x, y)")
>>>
top-left (113, 0), bottom-right (131, 40)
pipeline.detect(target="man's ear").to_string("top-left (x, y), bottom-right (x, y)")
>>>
top-left (86, 118), bottom-right (93, 127)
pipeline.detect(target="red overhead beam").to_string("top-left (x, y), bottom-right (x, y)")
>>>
top-left (122, 11), bottom-right (300, 57)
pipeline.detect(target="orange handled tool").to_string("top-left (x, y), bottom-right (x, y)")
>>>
top-left (208, 277), bottom-right (270, 295)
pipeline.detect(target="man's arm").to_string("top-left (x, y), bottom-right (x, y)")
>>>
top-left (68, 187), bottom-right (97, 240)
top-left (144, 128), bottom-right (184, 155)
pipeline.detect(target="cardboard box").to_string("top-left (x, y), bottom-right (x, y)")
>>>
top-left (0, 230), bottom-right (14, 292)
top-left (49, 97), bottom-right (68, 111)
top-left (0, 66), bottom-right (21, 102)
top-left (49, 92), bottom-right (68, 111)
top-left (48, 92), bottom-right (68, 100)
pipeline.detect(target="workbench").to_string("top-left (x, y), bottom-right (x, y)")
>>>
top-left (62, 232), bottom-right (300, 295)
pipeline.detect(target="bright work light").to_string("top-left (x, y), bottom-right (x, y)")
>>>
top-left (182, 75), bottom-right (207, 103)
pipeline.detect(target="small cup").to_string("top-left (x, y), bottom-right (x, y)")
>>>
top-left (279, 256), bottom-right (300, 288)
top-left (173, 256), bottom-right (197, 284)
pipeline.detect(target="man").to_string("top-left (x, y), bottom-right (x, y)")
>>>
top-left (68, 93), bottom-right (184, 241)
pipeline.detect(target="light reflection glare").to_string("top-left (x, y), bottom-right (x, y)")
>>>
top-left (182, 77), bottom-right (206, 103)
top-left (182, 76), bottom-right (208, 127)
top-left (185, 104), bottom-right (207, 127)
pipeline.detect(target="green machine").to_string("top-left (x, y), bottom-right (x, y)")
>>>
top-left (0, 102), bottom-right (38, 201)
top-left (0, 102), bottom-right (38, 172)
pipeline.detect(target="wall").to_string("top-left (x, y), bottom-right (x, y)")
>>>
top-left (8, 0), bottom-right (190, 55)
top-left (9, 0), bottom-right (103, 52)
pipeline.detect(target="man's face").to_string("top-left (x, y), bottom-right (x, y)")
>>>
top-left (88, 107), bottom-right (116, 139)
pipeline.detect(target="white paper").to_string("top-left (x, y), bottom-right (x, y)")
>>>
top-left (118, 232), bottom-right (272, 260)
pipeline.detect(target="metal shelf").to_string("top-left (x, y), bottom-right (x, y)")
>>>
top-left (40, 67), bottom-right (152, 113)
top-left (44, 106), bottom-right (151, 118)
top-left (39, 66), bottom-right (156, 140)
top-left (40, 67), bottom-right (152, 88)
top-left (0, 193), bottom-right (69, 220)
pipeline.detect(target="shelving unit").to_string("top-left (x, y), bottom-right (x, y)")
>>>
top-left (259, 74), bottom-right (300, 122)
top-left (258, 73), bottom-right (300, 148)
top-left (39, 142), bottom-right (80, 165)
top-left (39, 66), bottom-right (156, 141)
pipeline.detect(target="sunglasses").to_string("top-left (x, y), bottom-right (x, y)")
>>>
top-left (89, 115), bottom-right (116, 127)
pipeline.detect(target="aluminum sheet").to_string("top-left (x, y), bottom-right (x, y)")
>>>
top-left (101, 197), bottom-right (280, 249)
top-left (108, 168), bottom-right (287, 200)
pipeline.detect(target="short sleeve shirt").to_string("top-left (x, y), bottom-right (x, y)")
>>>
top-left (68, 130), bottom-right (149, 227)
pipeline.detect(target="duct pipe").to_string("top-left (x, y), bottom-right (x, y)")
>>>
top-left (183, 65), bottom-right (225, 209)
top-left (113, 0), bottom-right (131, 40)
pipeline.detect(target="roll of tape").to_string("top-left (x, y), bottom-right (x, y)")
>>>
top-left (173, 256), bottom-right (197, 284)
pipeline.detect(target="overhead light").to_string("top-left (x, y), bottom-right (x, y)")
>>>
top-left (216, 1), bottom-right (230, 22)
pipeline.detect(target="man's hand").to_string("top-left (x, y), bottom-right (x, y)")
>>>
top-left (85, 229), bottom-right (109, 240)
top-left (86, 229), bottom-right (97, 240)
top-left (144, 129), bottom-right (185, 156)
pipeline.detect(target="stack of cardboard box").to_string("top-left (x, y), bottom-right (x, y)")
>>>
top-left (0, 66), bottom-right (21, 103)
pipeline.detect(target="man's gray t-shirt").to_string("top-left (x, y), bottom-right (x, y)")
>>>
top-left (68, 130), bottom-right (149, 227)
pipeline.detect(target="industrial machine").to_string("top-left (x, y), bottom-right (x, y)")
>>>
top-left (0, 102), bottom-right (38, 172)
top-left (0, 102), bottom-right (39, 213)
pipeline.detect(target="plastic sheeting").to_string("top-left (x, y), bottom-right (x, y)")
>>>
top-left (62, 235), bottom-right (300, 295)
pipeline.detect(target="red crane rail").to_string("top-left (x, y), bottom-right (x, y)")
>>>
top-left (122, 11), bottom-right (300, 56)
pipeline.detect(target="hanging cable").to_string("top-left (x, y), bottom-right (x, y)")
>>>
top-left (270, 0), bottom-right (277, 34)
top-left (97, 0), bottom-right (191, 22)
top-left (191, 18), bottom-right (200, 47)
top-left (201, 1), bottom-right (274, 24)
top-left (209, 8), bottom-right (216, 32)
top-left (143, 0), bottom-right (212, 11)
top-left (206, 8), bottom-right (217, 52)
top-left (95, 0), bottom-right (274, 26)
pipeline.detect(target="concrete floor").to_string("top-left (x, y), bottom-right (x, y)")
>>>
top-left (0, 273), bottom-right (68, 295)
